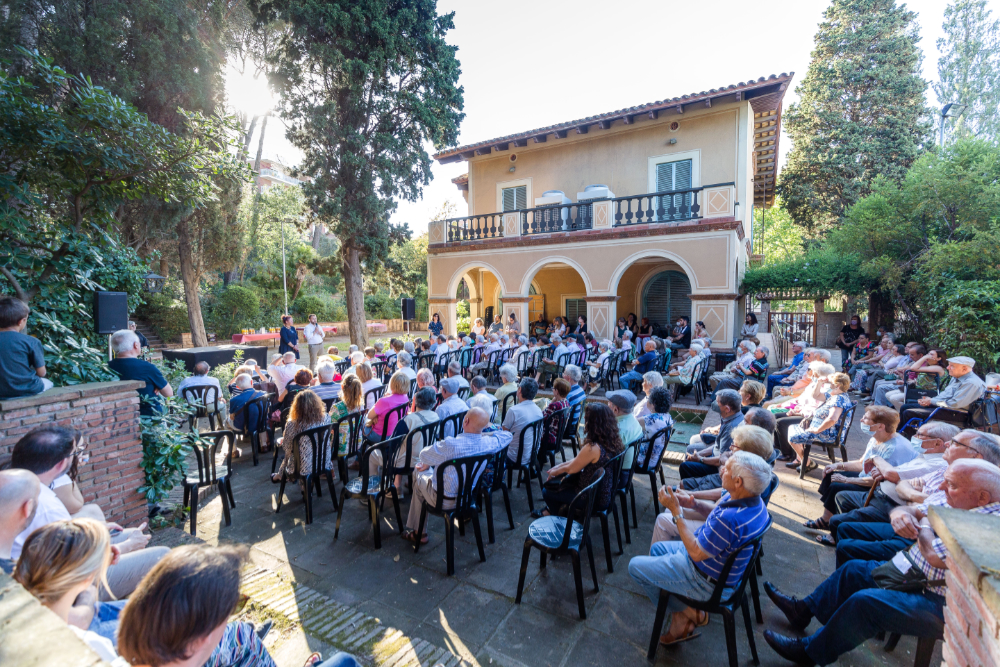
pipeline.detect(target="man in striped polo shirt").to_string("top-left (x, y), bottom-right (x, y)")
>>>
top-left (629, 451), bottom-right (772, 645)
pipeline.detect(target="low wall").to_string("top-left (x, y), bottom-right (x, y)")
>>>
top-left (0, 381), bottom-right (147, 525)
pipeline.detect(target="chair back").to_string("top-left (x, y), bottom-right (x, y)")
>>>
top-left (637, 423), bottom-right (673, 472)
top-left (384, 353), bottom-right (398, 370)
top-left (557, 468), bottom-right (605, 551)
top-left (291, 423), bottom-right (333, 477)
top-left (541, 406), bottom-right (569, 454)
top-left (657, 349), bottom-right (673, 373)
top-left (458, 386), bottom-right (471, 401)
top-left (703, 517), bottom-right (772, 608)
top-left (232, 391), bottom-right (270, 437)
top-left (431, 452), bottom-right (493, 513)
top-left (438, 410), bottom-right (468, 440)
top-left (486, 348), bottom-right (504, 374)
top-left (555, 351), bottom-right (573, 371)
top-left (376, 401), bottom-right (410, 439)
top-left (511, 416), bottom-right (544, 468)
top-left (596, 354), bottom-right (615, 381)
top-left (416, 352), bottom-right (435, 370)
top-left (189, 430), bottom-right (235, 486)
top-left (182, 384), bottom-right (220, 416)
top-left (372, 360), bottom-right (388, 382)
top-left (358, 434), bottom-right (405, 497)
top-left (489, 399), bottom-right (500, 422)
top-left (598, 449), bottom-right (627, 512)
top-left (516, 348), bottom-right (534, 376)
top-left (407, 377), bottom-right (417, 399)
top-left (617, 441), bottom-right (638, 492)
top-left (501, 391), bottom-right (518, 422)
top-left (335, 359), bottom-right (351, 375)
top-left (364, 384), bottom-right (386, 410)
top-left (562, 399), bottom-right (584, 441)
top-left (484, 445), bottom-right (510, 493)
top-left (333, 409), bottom-right (366, 461)
top-left (395, 418), bottom-right (440, 475)
top-left (458, 347), bottom-right (477, 373)
top-left (321, 397), bottom-right (338, 412)
top-left (833, 402), bottom-right (857, 449)
top-left (574, 348), bottom-right (588, 367)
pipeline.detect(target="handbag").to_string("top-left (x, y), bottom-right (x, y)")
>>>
top-left (871, 552), bottom-right (945, 593)
top-left (543, 472), bottom-right (579, 494)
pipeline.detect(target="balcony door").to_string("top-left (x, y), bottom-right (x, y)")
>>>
top-left (655, 159), bottom-right (692, 221)
top-left (642, 270), bottom-right (691, 331)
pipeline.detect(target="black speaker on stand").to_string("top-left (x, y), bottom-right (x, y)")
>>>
top-left (401, 298), bottom-right (415, 336)
top-left (94, 291), bottom-right (129, 359)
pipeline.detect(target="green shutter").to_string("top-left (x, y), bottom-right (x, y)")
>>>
top-left (502, 185), bottom-right (526, 212)
top-left (654, 160), bottom-right (693, 220)
top-left (642, 270), bottom-right (691, 329)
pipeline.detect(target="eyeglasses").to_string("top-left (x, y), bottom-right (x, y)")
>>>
top-left (947, 439), bottom-right (980, 456)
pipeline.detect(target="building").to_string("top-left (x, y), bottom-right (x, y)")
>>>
top-left (425, 72), bottom-right (792, 345)
top-left (255, 158), bottom-right (304, 192)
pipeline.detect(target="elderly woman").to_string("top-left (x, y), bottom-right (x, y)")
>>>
top-left (714, 346), bottom-right (769, 394)
top-left (629, 451), bottom-right (772, 645)
top-left (633, 371), bottom-right (666, 419)
top-left (363, 371), bottom-right (411, 442)
top-left (739, 379), bottom-right (766, 413)
top-left (663, 344), bottom-right (705, 398)
top-left (272, 389), bottom-right (330, 482)
top-left (770, 361), bottom-right (837, 461)
top-left (637, 386), bottom-right (674, 470)
top-left (786, 372), bottom-right (853, 474)
top-left (881, 348), bottom-right (949, 409)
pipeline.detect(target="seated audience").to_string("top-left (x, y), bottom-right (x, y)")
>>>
top-left (329, 375), bottom-right (364, 461)
top-left (326, 345), bottom-right (343, 361)
top-left (772, 350), bottom-right (834, 400)
top-left (504, 378), bottom-right (544, 464)
top-left (468, 374), bottom-right (495, 409)
top-left (0, 468), bottom-right (40, 574)
top-left (636, 387), bottom-right (675, 470)
top-left (269, 351), bottom-right (304, 396)
top-left (870, 344), bottom-right (925, 406)
top-left (538, 379), bottom-right (571, 462)
top-left (763, 459), bottom-right (1000, 667)
top-left (630, 451), bottom-right (772, 645)
top-left (537, 402), bottom-right (623, 518)
top-left (446, 360), bottom-right (470, 391)
top-left (535, 334), bottom-right (568, 384)
top-left (0, 296), bottom-right (53, 399)
top-left (108, 329), bottom-right (173, 415)
top-left (680, 408), bottom-right (777, 493)
top-left (898, 355), bottom-right (986, 431)
top-left (633, 371), bottom-right (665, 420)
top-left (563, 365), bottom-right (585, 410)
top-left (714, 346), bottom-right (769, 394)
top-left (50, 431), bottom-right (104, 521)
top-left (278, 368), bottom-right (313, 415)
top-left (364, 371), bottom-right (410, 441)
top-left (177, 361), bottom-right (225, 414)
top-left (402, 408), bottom-right (512, 544)
top-left (681, 389), bottom-right (745, 479)
top-left (310, 361), bottom-right (341, 401)
top-left (764, 341), bottom-right (806, 399)
top-left (663, 344), bottom-right (704, 395)
top-left (618, 340), bottom-right (659, 391)
top-left (708, 340), bottom-right (756, 391)
top-left (771, 362), bottom-right (837, 460)
top-left (415, 367), bottom-right (436, 391)
top-left (606, 389), bottom-right (643, 446)
top-left (435, 377), bottom-right (468, 437)
top-left (493, 364), bottom-right (520, 423)
top-left (228, 374), bottom-right (267, 438)
top-left (784, 372), bottom-right (853, 472)
top-left (367, 387), bottom-right (440, 493)
top-left (356, 362), bottom-right (382, 410)
top-left (271, 390), bottom-right (331, 483)
top-left (881, 348), bottom-right (948, 410)
top-left (666, 316), bottom-right (692, 350)
top-left (396, 351), bottom-right (417, 382)
top-left (738, 379), bottom-right (766, 413)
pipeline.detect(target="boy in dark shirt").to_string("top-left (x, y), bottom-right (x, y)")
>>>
top-left (0, 297), bottom-right (53, 399)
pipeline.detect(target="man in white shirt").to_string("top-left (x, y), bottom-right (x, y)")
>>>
top-left (512, 335), bottom-right (530, 368)
top-left (176, 361), bottom-right (225, 414)
top-left (10, 426), bottom-right (168, 599)
top-left (0, 469), bottom-right (39, 574)
top-left (504, 378), bottom-right (544, 465)
top-left (303, 314), bottom-right (327, 372)
top-left (470, 333), bottom-right (501, 374)
top-left (269, 352), bottom-right (303, 395)
top-left (436, 377), bottom-right (468, 437)
top-left (447, 360), bottom-right (470, 391)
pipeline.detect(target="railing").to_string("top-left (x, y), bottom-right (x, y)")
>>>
top-left (771, 318), bottom-right (791, 368)
top-left (259, 168), bottom-right (302, 186)
top-left (445, 213), bottom-right (506, 242)
top-left (612, 186), bottom-right (702, 226)
top-left (768, 311), bottom-right (816, 347)
top-left (521, 202), bottom-right (593, 235)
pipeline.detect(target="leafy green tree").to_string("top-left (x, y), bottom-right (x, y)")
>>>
top-left (755, 200), bottom-right (806, 265)
top-left (777, 0), bottom-right (931, 231)
top-left (935, 0), bottom-right (1000, 143)
top-left (253, 0), bottom-right (464, 346)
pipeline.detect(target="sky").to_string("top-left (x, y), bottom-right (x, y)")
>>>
top-left (226, 0), bottom-right (999, 237)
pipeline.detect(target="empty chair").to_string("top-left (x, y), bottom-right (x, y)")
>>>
top-left (182, 430), bottom-right (236, 537)
top-left (334, 435), bottom-right (406, 549)
top-left (506, 417), bottom-right (544, 512)
top-left (479, 446), bottom-right (514, 543)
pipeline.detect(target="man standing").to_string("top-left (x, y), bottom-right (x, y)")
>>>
top-left (303, 314), bottom-right (327, 372)
top-left (898, 356), bottom-right (986, 431)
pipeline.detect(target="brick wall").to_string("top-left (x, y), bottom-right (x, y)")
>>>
top-left (0, 381), bottom-right (147, 525)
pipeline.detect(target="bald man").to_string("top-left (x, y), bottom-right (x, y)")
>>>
top-left (0, 469), bottom-right (40, 573)
top-left (402, 407), bottom-right (513, 545)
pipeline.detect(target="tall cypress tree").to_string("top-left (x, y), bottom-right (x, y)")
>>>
top-left (935, 0), bottom-right (1000, 143)
top-left (777, 0), bottom-right (931, 231)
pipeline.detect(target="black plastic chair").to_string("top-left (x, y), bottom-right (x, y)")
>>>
top-left (656, 349), bottom-right (673, 374)
top-left (538, 406), bottom-right (569, 468)
top-left (331, 410), bottom-right (364, 483)
top-left (612, 442), bottom-right (638, 544)
top-left (591, 448), bottom-right (627, 573)
top-left (365, 401), bottom-right (409, 445)
top-left (646, 522), bottom-right (771, 665)
top-left (435, 350), bottom-right (457, 383)
top-left (413, 452), bottom-right (492, 575)
top-left (364, 384), bottom-right (386, 411)
top-left (182, 385), bottom-right (222, 431)
top-left (881, 634), bottom-right (939, 667)
top-left (800, 402), bottom-right (856, 479)
top-left (392, 418), bottom-right (440, 496)
top-left (321, 396), bottom-right (338, 412)
top-left (275, 423), bottom-right (339, 524)
top-left (561, 400), bottom-right (584, 457)
top-left (334, 359), bottom-right (351, 375)
top-left (334, 435), bottom-right (405, 549)
top-left (371, 360), bottom-right (388, 383)
top-left (506, 417), bottom-right (544, 512)
top-left (182, 430), bottom-right (236, 537)
top-left (457, 386), bottom-right (471, 401)
top-left (438, 409), bottom-right (468, 440)
top-left (595, 354), bottom-right (617, 392)
top-left (629, 424), bottom-right (673, 526)
top-left (230, 391), bottom-right (272, 467)
top-left (516, 347), bottom-right (535, 378)
top-left (500, 391), bottom-right (518, 423)
top-left (515, 469), bottom-right (604, 620)
top-left (416, 352), bottom-right (435, 371)
top-left (407, 377), bottom-right (417, 399)
top-left (479, 445), bottom-right (514, 543)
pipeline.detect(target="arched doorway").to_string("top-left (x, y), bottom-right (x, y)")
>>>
top-left (642, 270), bottom-right (691, 330)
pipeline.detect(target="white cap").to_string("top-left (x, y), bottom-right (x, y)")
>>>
top-left (947, 356), bottom-right (976, 368)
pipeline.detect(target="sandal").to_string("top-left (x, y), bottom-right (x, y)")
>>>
top-left (803, 517), bottom-right (830, 531)
top-left (401, 529), bottom-right (428, 545)
top-left (659, 614), bottom-right (702, 646)
top-left (815, 534), bottom-right (836, 547)
top-left (303, 652), bottom-right (322, 667)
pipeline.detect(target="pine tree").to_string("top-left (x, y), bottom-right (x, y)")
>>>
top-left (935, 0), bottom-right (1000, 143)
top-left (777, 0), bottom-right (931, 231)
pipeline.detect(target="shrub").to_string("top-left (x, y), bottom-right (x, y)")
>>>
top-left (293, 294), bottom-right (327, 319)
top-left (209, 285), bottom-right (261, 337)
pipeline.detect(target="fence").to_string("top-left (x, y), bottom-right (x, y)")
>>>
top-left (767, 311), bottom-right (816, 347)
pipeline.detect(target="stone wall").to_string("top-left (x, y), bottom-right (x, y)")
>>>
top-left (929, 507), bottom-right (1000, 667)
top-left (0, 381), bottom-right (147, 525)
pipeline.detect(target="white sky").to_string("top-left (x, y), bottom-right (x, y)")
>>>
top-left (229, 0), bottom-right (998, 237)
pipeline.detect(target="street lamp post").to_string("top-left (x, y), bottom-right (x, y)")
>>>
top-left (281, 216), bottom-right (289, 315)
top-left (939, 102), bottom-right (968, 147)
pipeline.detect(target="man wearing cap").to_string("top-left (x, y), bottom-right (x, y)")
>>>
top-left (607, 389), bottom-right (643, 446)
top-left (898, 356), bottom-right (985, 432)
top-left (435, 377), bottom-right (468, 438)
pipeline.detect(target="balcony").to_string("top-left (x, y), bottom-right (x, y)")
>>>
top-left (430, 182), bottom-right (737, 246)
top-left (259, 168), bottom-right (303, 187)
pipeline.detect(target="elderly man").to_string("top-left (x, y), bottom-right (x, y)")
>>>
top-left (680, 408), bottom-right (777, 492)
top-left (764, 458), bottom-right (1000, 666)
top-left (681, 389), bottom-right (745, 480)
top-left (127, 320), bottom-right (149, 350)
top-left (0, 468), bottom-right (39, 574)
top-left (341, 350), bottom-right (365, 379)
top-left (563, 364), bottom-right (585, 409)
top-left (436, 377), bottom-right (468, 437)
top-left (401, 407), bottom-right (512, 544)
top-left (269, 351), bottom-right (304, 395)
top-left (470, 333), bottom-right (502, 375)
top-left (630, 451), bottom-right (772, 645)
top-left (655, 425), bottom-right (775, 543)
top-left (708, 340), bottom-right (757, 391)
top-left (396, 351), bottom-right (417, 382)
top-left (310, 361), bottom-right (341, 401)
top-left (493, 364), bottom-right (520, 423)
top-left (765, 341), bottom-right (807, 398)
top-left (714, 345), bottom-right (769, 394)
top-left (619, 339), bottom-right (660, 392)
top-left (898, 355), bottom-right (986, 432)
top-left (606, 389), bottom-right (643, 446)
top-left (446, 360), bottom-right (470, 391)
top-left (535, 334), bottom-right (568, 384)
top-left (227, 374), bottom-right (267, 436)
top-left (469, 375), bottom-right (495, 407)
top-left (511, 335), bottom-right (530, 368)
top-left (663, 343), bottom-right (704, 397)
top-left (177, 361), bottom-right (225, 415)
top-left (108, 329), bottom-right (173, 415)
top-left (503, 378), bottom-right (544, 464)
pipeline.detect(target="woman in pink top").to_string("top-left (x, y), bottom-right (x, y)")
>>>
top-left (363, 371), bottom-right (410, 441)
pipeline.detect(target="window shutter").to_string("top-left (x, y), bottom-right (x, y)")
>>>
top-left (643, 270), bottom-right (691, 329)
top-left (502, 185), bottom-right (526, 212)
top-left (654, 159), bottom-right (693, 220)
top-left (564, 299), bottom-right (586, 323)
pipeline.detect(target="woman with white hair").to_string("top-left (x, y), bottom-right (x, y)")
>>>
top-left (708, 340), bottom-right (756, 391)
top-left (769, 361), bottom-right (838, 461)
top-left (663, 344), bottom-right (704, 392)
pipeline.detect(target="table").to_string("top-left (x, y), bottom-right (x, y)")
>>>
top-left (367, 323), bottom-right (387, 333)
top-left (231, 325), bottom-right (337, 344)
top-left (161, 345), bottom-right (268, 373)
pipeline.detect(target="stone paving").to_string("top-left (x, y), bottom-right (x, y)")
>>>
top-left (166, 377), bottom-right (936, 667)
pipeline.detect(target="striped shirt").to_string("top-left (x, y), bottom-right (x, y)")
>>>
top-left (419, 430), bottom-right (513, 497)
top-left (694, 493), bottom-right (770, 586)
top-left (566, 383), bottom-right (585, 411)
top-left (907, 501), bottom-right (1000, 595)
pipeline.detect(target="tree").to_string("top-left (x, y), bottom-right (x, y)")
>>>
top-left (755, 200), bottom-right (807, 265)
top-left (935, 0), bottom-right (1000, 143)
top-left (777, 0), bottom-right (931, 231)
top-left (253, 0), bottom-right (464, 346)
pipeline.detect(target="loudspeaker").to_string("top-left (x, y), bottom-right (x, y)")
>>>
top-left (400, 298), bottom-right (416, 321)
top-left (94, 291), bottom-right (129, 334)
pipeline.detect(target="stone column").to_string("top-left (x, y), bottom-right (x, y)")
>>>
top-left (428, 298), bottom-right (457, 337)
top-left (688, 294), bottom-right (741, 349)
top-left (584, 296), bottom-right (620, 340)
top-left (760, 298), bottom-right (772, 332)
top-left (468, 297), bottom-right (483, 322)
top-left (500, 297), bottom-right (530, 338)
top-left (814, 299), bottom-right (825, 313)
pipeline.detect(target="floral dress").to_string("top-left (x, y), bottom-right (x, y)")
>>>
top-left (847, 342), bottom-right (877, 369)
top-left (540, 398), bottom-right (570, 452)
top-left (638, 412), bottom-right (674, 469)
top-left (278, 415), bottom-right (332, 477)
top-left (788, 392), bottom-right (852, 444)
top-left (329, 401), bottom-right (363, 455)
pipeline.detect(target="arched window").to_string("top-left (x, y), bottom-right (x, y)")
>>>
top-left (642, 270), bottom-right (691, 329)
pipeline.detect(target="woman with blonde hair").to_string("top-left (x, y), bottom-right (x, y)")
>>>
top-left (739, 379), bottom-right (766, 412)
top-left (364, 370), bottom-right (411, 443)
top-left (271, 390), bottom-right (331, 483)
top-left (471, 317), bottom-right (486, 337)
top-left (330, 375), bottom-right (364, 466)
top-left (14, 518), bottom-right (127, 665)
top-left (355, 362), bottom-right (382, 409)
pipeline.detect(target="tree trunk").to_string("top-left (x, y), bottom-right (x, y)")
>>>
top-left (868, 290), bottom-right (895, 333)
top-left (176, 217), bottom-right (208, 347)
top-left (253, 114), bottom-right (269, 173)
top-left (158, 258), bottom-right (169, 278)
top-left (342, 245), bottom-right (368, 347)
top-left (311, 223), bottom-right (323, 249)
top-left (238, 114), bottom-right (260, 164)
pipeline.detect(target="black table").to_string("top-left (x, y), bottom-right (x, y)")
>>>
top-left (161, 345), bottom-right (268, 373)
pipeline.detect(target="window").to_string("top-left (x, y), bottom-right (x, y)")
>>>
top-left (501, 185), bottom-right (527, 212)
top-left (564, 299), bottom-right (587, 323)
top-left (655, 159), bottom-right (693, 221)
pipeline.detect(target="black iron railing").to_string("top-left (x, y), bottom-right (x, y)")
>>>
top-left (445, 213), bottom-right (505, 242)
top-left (613, 186), bottom-right (698, 226)
top-left (521, 202), bottom-right (593, 235)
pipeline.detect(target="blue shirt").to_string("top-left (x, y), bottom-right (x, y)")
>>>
top-left (429, 321), bottom-right (444, 337)
top-left (108, 357), bottom-right (168, 415)
top-left (694, 493), bottom-right (770, 586)
top-left (229, 389), bottom-right (266, 431)
top-left (0, 330), bottom-right (46, 399)
top-left (633, 351), bottom-right (658, 374)
top-left (787, 352), bottom-right (804, 371)
top-left (566, 383), bottom-right (585, 410)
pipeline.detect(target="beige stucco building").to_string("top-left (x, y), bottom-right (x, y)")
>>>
top-left (426, 73), bottom-right (792, 346)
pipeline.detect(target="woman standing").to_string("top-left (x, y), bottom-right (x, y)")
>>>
top-left (535, 402), bottom-right (624, 518)
top-left (428, 313), bottom-right (444, 338)
top-left (506, 312), bottom-right (521, 336)
top-left (741, 313), bottom-right (760, 345)
top-left (272, 390), bottom-right (331, 482)
top-left (279, 315), bottom-right (299, 359)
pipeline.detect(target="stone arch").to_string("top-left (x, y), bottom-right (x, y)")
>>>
top-left (445, 261), bottom-right (509, 300)
top-left (518, 255), bottom-right (593, 297)
top-left (607, 248), bottom-right (698, 296)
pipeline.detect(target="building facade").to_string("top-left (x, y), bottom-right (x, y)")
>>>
top-left (426, 73), bottom-right (792, 345)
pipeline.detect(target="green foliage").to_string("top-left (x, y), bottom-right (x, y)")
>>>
top-left (34, 312), bottom-right (118, 386)
top-left (455, 299), bottom-right (470, 333)
top-left (209, 349), bottom-right (244, 401)
top-left (138, 280), bottom-right (191, 343)
top-left (151, 357), bottom-right (190, 390)
top-left (293, 295), bottom-right (327, 318)
top-left (777, 0), bottom-right (931, 230)
top-left (935, 0), bottom-right (1000, 144)
top-left (363, 292), bottom-right (401, 320)
top-left (756, 202), bottom-right (806, 265)
top-left (921, 280), bottom-right (1000, 373)
top-left (137, 396), bottom-right (199, 504)
top-left (742, 248), bottom-right (871, 298)
top-left (210, 285), bottom-right (262, 338)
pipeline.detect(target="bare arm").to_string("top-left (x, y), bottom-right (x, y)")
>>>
top-left (158, 383), bottom-right (174, 398)
top-left (36, 365), bottom-right (47, 378)
top-left (548, 443), bottom-right (600, 477)
top-left (54, 480), bottom-right (86, 514)
top-left (917, 520), bottom-right (947, 570)
top-left (896, 479), bottom-right (928, 504)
